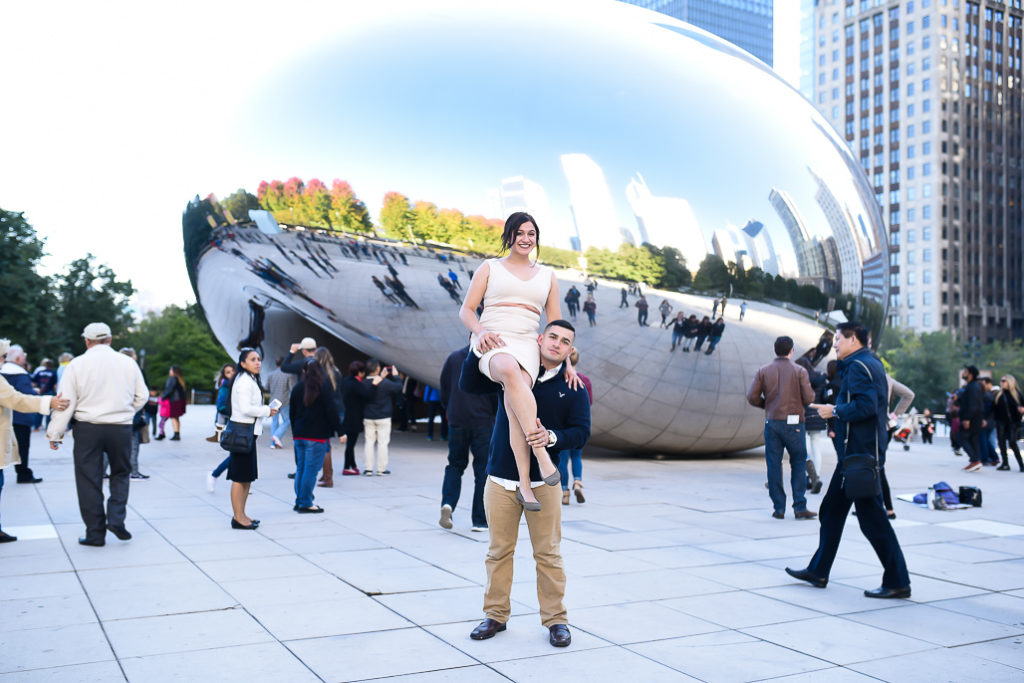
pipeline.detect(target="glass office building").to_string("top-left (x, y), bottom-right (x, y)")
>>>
top-left (621, 0), bottom-right (774, 65)
top-left (813, 0), bottom-right (1024, 341)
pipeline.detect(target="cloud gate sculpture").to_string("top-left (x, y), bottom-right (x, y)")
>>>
top-left (185, 1), bottom-right (887, 454)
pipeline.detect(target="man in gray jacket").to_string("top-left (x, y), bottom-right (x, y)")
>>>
top-left (359, 359), bottom-right (402, 475)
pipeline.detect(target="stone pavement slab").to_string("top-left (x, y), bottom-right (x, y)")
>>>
top-left (2, 407), bottom-right (1024, 681)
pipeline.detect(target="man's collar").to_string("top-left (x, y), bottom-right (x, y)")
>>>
top-left (1, 362), bottom-right (27, 375)
top-left (537, 360), bottom-right (565, 383)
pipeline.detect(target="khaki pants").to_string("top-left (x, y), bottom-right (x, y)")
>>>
top-left (483, 479), bottom-right (567, 627)
top-left (362, 418), bottom-right (391, 473)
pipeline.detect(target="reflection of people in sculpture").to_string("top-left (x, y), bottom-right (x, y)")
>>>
top-left (460, 212), bottom-right (580, 511)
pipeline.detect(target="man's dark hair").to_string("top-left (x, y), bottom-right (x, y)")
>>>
top-left (544, 319), bottom-right (575, 335)
top-left (964, 365), bottom-right (979, 380)
top-left (836, 322), bottom-right (869, 346)
top-left (981, 376), bottom-right (993, 385)
top-left (774, 336), bottom-right (794, 357)
top-left (347, 360), bottom-right (365, 377)
top-left (500, 211), bottom-right (540, 260)
top-left (365, 358), bottom-right (381, 374)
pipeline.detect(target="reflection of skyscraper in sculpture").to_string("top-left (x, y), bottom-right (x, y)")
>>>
top-left (767, 188), bottom-right (828, 280)
top-left (740, 219), bottom-right (780, 276)
top-left (560, 153), bottom-right (629, 251)
top-left (712, 224), bottom-right (758, 271)
top-left (809, 169), bottom-right (863, 296)
top-left (625, 173), bottom-right (706, 272)
top-left (498, 175), bottom-right (562, 245)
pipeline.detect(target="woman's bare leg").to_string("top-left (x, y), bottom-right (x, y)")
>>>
top-left (489, 356), bottom-right (557, 504)
top-left (230, 482), bottom-right (251, 524)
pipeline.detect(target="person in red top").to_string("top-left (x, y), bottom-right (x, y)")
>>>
top-left (558, 349), bottom-right (592, 505)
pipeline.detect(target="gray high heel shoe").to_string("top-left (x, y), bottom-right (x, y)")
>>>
top-left (516, 488), bottom-right (542, 512)
top-left (543, 471), bottom-right (561, 487)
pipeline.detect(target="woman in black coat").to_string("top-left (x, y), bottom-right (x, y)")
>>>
top-left (994, 374), bottom-right (1024, 471)
top-left (340, 360), bottom-right (367, 474)
top-left (796, 357), bottom-right (829, 493)
top-left (290, 359), bottom-right (345, 513)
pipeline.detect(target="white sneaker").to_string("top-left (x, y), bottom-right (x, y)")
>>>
top-left (439, 504), bottom-right (453, 529)
top-left (471, 526), bottom-right (488, 533)
top-left (206, 473), bottom-right (216, 493)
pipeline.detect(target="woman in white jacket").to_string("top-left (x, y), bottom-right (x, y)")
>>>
top-left (0, 339), bottom-right (69, 542)
top-left (227, 348), bottom-right (278, 529)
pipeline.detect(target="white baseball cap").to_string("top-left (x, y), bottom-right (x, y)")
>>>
top-left (82, 322), bottom-right (112, 340)
top-left (299, 337), bottom-right (317, 350)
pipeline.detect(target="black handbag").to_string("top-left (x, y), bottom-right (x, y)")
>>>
top-left (220, 420), bottom-right (255, 454)
top-left (841, 360), bottom-right (882, 500)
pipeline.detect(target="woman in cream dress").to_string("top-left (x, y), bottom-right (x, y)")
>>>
top-left (460, 212), bottom-right (576, 511)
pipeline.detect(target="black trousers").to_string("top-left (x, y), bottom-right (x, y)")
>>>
top-left (12, 423), bottom-right (34, 480)
top-left (344, 431), bottom-right (361, 470)
top-left (73, 422), bottom-right (132, 540)
top-left (806, 466), bottom-right (910, 589)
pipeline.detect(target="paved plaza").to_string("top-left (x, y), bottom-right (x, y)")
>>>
top-left (2, 407), bottom-right (1023, 682)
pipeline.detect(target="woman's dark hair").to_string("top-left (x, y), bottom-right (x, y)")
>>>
top-left (214, 363), bottom-right (233, 388)
top-left (302, 358), bottom-right (326, 406)
top-left (501, 212), bottom-right (539, 260)
top-left (314, 347), bottom-right (338, 391)
top-left (826, 359), bottom-right (838, 379)
top-left (794, 356), bottom-right (813, 373)
top-left (348, 360), bottom-right (365, 377)
top-left (170, 365), bottom-right (185, 389)
top-left (229, 348), bottom-right (264, 401)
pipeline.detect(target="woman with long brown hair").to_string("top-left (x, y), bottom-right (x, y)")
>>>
top-left (313, 347), bottom-right (345, 486)
top-left (156, 365), bottom-right (187, 441)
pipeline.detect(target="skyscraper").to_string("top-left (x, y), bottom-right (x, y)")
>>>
top-left (560, 153), bottom-right (626, 251)
top-left (812, 0), bottom-right (1024, 341)
top-left (620, 0), bottom-right (774, 66)
top-left (625, 173), bottom-right (707, 271)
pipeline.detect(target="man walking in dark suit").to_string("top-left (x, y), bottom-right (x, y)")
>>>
top-left (461, 320), bottom-right (591, 648)
top-left (786, 322), bottom-right (911, 599)
top-left (438, 344), bottom-right (498, 532)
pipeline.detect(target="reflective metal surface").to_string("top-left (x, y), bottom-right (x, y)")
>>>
top-left (190, 1), bottom-right (887, 453)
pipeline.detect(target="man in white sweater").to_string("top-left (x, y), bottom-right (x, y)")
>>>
top-left (47, 323), bottom-right (148, 547)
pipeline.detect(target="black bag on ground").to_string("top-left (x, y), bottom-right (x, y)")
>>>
top-left (220, 420), bottom-right (255, 454)
top-left (842, 453), bottom-right (881, 500)
top-left (958, 486), bottom-right (982, 507)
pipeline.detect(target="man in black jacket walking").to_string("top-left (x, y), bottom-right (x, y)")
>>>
top-left (461, 320), bottom-right (590, 649)
top-left (786, 322), bottom-right (911, 599)
top-left (959, 365), bottom-right (985, 472)
top-left (438, 345), bottom-right (498, 532)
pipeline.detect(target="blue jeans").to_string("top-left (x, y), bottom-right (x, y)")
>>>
top-left (557, 449), bottom-right (583, 489)
top-left (706, 335), bottom-right (722, 353)
top-left (764, 420), bottom-right (809, 514)
top-left (441, 425), bottom-right (490, 527)
top-left (212, 456), bottom-right (231, 478)
top-left (294, 439), bottom-right (328, 508)
top-left (271, 406), bottom-right (291, 441)
top-left (982, 426), bottom-right (999, 464)
top-left (671, 330), bottom-right (684, 349)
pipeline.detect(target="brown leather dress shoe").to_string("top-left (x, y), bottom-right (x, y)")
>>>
top-left (549, 624), bottom-right (571, 647)
top-left (794, 510), bottom-right (818, 520)
top-left (470, 618), bottom-right (506, 640)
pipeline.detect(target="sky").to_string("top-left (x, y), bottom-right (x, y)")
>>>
top-left (1, 1), bottom-right (804, 314)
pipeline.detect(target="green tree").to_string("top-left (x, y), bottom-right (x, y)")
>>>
top-left (878, 329), bottom-right (961, 412)
top-left (54, 255), bottom-right (135, 355)
top-left (329, 180), bottom-right (373, 234)
top-left (123, 305), bottom-right (232, 391)
top-left (692, 254), bottom-right (731, 292)
top-left (0, 208), bottom-right (58, 357)
top-left (380, 192), bottom-right (414, 240)
top-left (221, 189), bottom-right (260, 224)
top-left (649, 245), bottom-right (692, 289)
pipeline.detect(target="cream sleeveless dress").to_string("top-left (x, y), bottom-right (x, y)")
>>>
top-left (471, 258), bottom-right (553, 387)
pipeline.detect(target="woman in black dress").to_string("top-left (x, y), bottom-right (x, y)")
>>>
top-left (227, 349), bottom-right (278, 529)
top-left (340, 360), bottom-right (367, 475)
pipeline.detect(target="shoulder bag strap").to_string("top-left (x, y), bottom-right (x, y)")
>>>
top-left (845, 359), bottom-right (880, 460)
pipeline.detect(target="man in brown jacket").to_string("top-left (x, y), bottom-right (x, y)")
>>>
top-left (747, 336), bottom-right (817, 520)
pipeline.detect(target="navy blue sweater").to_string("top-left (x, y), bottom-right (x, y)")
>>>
top-left (459, 351), bottom-right (590, 480)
